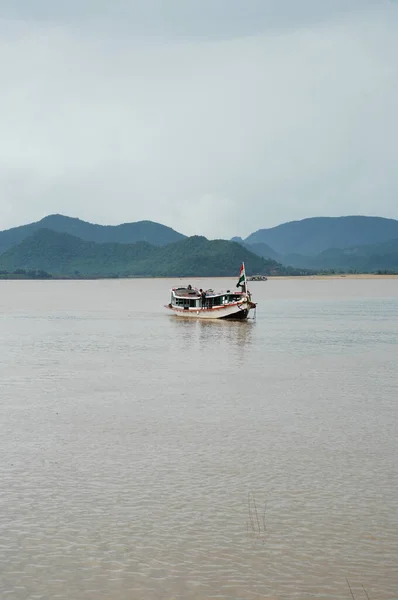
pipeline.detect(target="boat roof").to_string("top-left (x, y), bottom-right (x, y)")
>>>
top-left (171, 286), bottom-right (243, 298)
top-left (172, 287), bottom-right (201, 298)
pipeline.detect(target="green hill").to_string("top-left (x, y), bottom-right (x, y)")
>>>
top-left (3, 213), bottom-right (397, 275)
top-left (143, 235), bottom-right (288, 277)
top-left (0, 229), bottom-right (156, 276)
top-left (231, 237), bottom-right (280, 260)
top-left (0, 214), bottom-right (185, 255)
top-left (0, 229), bottom-right (297, 277)
top-left (245, 216), bottom-right (398, 256)
top-left (289, 238), bottom-right (398, 272)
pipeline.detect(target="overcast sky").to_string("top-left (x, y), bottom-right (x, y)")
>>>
top-left (1, 1), bottom-right (397, 238)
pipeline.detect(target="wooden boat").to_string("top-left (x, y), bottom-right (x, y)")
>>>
top-left (165, 263), bottom-right (257, 320)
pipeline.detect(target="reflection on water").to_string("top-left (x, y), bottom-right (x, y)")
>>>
top-left (170, 316), bottom-right (255, 355)
top-left (0, 278), bottom-right (397, 600)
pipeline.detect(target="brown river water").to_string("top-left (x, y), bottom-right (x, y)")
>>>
top-left (0, 277), bottom-right (397, 600)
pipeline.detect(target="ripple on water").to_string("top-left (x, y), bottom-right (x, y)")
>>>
top-left (0, 279), bottom-right (397, 599)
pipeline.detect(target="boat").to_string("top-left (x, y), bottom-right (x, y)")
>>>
top-left (165, 263), bottom-right (257, 320)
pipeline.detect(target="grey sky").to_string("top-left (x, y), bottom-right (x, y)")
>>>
top-left (0, 1), bottom-right (397, 238)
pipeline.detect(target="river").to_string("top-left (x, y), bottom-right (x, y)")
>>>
top-left (0, 277), bottom-right (397, 599)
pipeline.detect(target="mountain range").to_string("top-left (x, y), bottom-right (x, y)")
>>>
top-left (0, 214), bottom-right (184, 256)
top-left (232, 216), bottom-right (398, 272)
top-left (0, 228), bottom-right (293, 278)
top-left (243, 216), bottom-right (398, 255)
top-left (0, 214), bottom-right (398, 277)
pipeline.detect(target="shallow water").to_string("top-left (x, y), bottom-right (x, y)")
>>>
top-left (0, 278), bottom-right (397, 599)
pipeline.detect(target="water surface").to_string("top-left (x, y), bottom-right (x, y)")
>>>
top-left (0, 278), bottom-right (397, 599)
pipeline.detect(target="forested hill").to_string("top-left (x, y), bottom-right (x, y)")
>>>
top-left (244, 216), bottom-right (398, 256)
top-left (0, 229), bottom-right (303, 277)
top-left (0, 214), bottom-right (185, 255)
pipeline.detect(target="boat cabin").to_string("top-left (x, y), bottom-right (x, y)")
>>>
top-left (170, 286), bottom-right (243, 310)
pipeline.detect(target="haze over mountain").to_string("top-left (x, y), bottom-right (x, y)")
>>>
top-left (0, 214), bottom-right (185, 255)
top-left (283, 238), bottom-right (398, 272)
top-left (231, 238), bottom-right (280, 261)
top-left (229, 215), bottom-right (398, 271)
top-left (0, 229), bottom-right (288, 277)
top-left (1, 213), bottom-right (398, 275)
top-left (244, 216), bottom-right (398, 256)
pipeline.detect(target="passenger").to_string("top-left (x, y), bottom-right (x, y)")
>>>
top-left (200, 289), bottom-right (206, 308)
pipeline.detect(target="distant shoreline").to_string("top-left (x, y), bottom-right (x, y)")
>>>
top-left (268, 273), bottom-right (398, 280)
top-left (1, 273), bottom-right (397, 281)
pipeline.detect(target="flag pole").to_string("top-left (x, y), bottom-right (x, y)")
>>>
top-left (243, 261), bottom-right (247, 295)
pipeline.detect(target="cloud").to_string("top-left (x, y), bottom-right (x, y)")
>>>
top-left (0, 1), bottom-right (397, 238)
top-left (0, 1), bottom-right (380, 36)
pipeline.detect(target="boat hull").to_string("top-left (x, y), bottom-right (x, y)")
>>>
top-left (221, 308), bottom-right (249, 320)
top-left (165, 301), bottom-right (255, 320)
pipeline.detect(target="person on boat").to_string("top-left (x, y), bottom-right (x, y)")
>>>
top-left (200, 289), bottom-right (206, 308)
